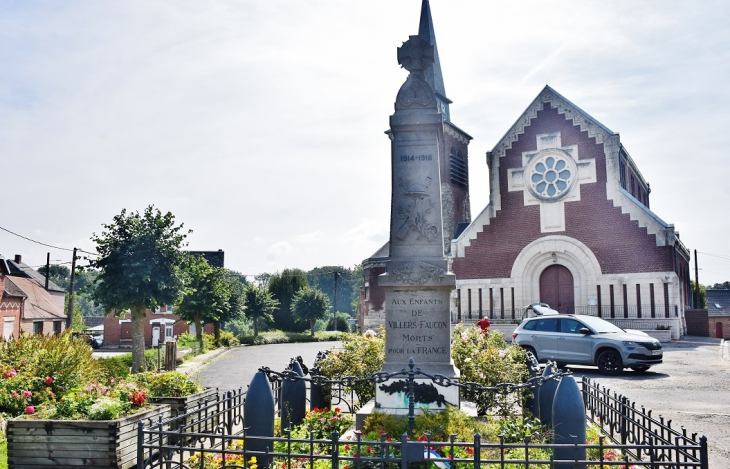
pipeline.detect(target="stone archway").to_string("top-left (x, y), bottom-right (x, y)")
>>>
top-left (540, 264), bottom-right (575, 313)
top-left (511, 235), bottom-right (603, 310)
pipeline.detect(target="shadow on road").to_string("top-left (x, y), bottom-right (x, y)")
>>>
top-left (560, 365), bottom-right (670, 381)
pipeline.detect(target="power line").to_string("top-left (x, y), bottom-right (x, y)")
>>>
top-left (0, 224), bottom-right (97, 256)
top-left (697, 251), bottom-right (730, 262)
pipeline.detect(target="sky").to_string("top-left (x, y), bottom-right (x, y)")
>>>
top-left (1, 1), bottom-right (729, 285)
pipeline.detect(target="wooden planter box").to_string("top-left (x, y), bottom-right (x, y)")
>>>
top-left (7, 404), bottom-right (170, 469)
top-left (149, 387), bottom-right (219, 437)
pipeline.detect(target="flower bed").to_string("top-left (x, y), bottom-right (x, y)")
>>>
top-left (7, 403), bottom-right (170, 469)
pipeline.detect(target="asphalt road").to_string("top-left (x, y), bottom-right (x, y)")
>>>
top-left (191, 341), bottom-right (341, 392)
top-left (193, 337), bottom-right (729, 467)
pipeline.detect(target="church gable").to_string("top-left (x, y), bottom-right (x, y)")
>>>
top-left (452, 92), bottom-right (678, 280)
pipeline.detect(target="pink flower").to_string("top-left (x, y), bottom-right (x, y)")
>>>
top-left (23, 390), bottom-right (32, 398)
top-left (3, 369), bottom-right (17, 379)
top-left (11, 392), bottom-right (19, 399)
top-left (364, 329), bottom-right (376, 337)
top-left (25, 406), bottom-right (35, 414)
top-left (45, 376), bottom-right (53, 385)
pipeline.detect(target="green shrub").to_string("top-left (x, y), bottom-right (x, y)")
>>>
top-left (115, 348), bottom-right (166, 372)
top-left (316, 328), bottom-right (384, 405)
top-left (451, 324), bottom-right (529, 417)
top-left (238, 330), bottom-right (345, 345)
top-left (132, 371), bottom-right (202, 397)
top-left (177, 332), bottom-right (197, 347)
top-left (0, 332), bottom-right (102, 417)
top-left (219, 331), bottom-right (239, 347)
top-left (97, 356), bottom-right (130, 381)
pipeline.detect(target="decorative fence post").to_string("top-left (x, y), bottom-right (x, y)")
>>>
top-left (244, 371), bottom-right (276, 468)
top-left (525, 353), bottom-right (541, 418)
top-left (281, 359), bottom-right (306, 431)
top-left (538, 363), bottom-right (560, 428)
top-left (552, 375), bottom-right (586, 469)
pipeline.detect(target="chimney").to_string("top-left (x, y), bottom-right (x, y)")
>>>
top-left (14, 254), bottom-right (22, 264)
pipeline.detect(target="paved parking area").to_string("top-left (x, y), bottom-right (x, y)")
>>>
top-left (561, 337), bottom-right (730, 468)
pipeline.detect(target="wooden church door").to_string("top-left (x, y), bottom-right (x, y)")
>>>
top-left (539, 265), bottom-right (575, 314)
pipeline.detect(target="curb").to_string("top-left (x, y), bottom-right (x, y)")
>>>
top-left (177, 346), bottom-right (233, 376)
top-left (722, 339), bottom-right (730, 362)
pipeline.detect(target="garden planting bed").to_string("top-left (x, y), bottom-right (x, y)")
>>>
top-left (7, 404), bottom-right (171, 469)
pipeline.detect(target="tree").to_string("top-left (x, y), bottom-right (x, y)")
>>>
top-left (37, 264), bottom-right (71, 289)
top-left (268, 268), bottom-right (308, 332)
top-left (691, 280), bottom-right (707, 309)
top-left (88, 206), bottom-right (190, 373)
top-left (216, 270), bottom-right (246, 345)
top-left (707, 281), bottom-right (730, 290)
top-left (176, 255), bottom-right (231, 349)
top-left (291, 287), bottom-right (331, 337)
top-left (306, 265), bottom-right (363, 316)
top-left (243, 284), bottom-right (279, 337)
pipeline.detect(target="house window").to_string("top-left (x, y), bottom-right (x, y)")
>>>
top-left (33, 321), bottom-right (43, 335)
top-left (3, 318), bottom-right (15, 341)
top-left (165, 324), bottom-right (174, 342)
top-left (155, 305), bottom-right (174, 314)
top-left (53, 321), bottom-right (62, 336)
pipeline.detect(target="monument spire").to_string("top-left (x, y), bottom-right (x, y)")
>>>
top-left (417, 0), bottom-right (451, 121)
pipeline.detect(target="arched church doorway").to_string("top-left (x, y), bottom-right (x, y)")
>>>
top-left (539, 265), bottom-right (574, 314)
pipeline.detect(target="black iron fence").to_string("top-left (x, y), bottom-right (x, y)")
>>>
top-left (137, 363), bottom-right (708, 468)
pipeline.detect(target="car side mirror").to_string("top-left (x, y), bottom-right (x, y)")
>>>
top-left (579, 327), bottom-right (592, 335)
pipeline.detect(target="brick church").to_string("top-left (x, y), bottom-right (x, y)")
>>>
top-left (358, 0), bottom-right (692, 337)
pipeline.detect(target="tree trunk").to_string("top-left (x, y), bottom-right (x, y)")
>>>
top-left (253, 316), bottom-right (258, 337)
top-left (214, 321), bottom-right (221, 347)
top-left (310, 318), bottom-right (315, 337)
top-left (194, 315), bottom-right (203, 350)
top-left (131, 304), bottom-right (147, 373)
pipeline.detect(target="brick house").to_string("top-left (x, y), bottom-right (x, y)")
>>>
top-left (102, 250), bottom-right (222, 348)
top-left (1, 256), bottom-right (23, 340)
top-left (102, 305), bottom-right (214, 348)
top-left (358, 2), bottom-right (691, 337)
top-left (0, 254), bottom-right (68, 338)
top-left (704, 290), bottom-right (730, 339)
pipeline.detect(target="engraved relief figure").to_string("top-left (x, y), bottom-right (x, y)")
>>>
top-left (391, 262), bottom-right (446, 285)
top-left (395, 177), bottom-right (439, 241)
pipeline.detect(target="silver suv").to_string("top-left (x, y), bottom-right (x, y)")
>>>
top-left (511, 314), bottom-right (662, 375)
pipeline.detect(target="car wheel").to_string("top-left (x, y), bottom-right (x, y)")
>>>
top-left (597, 349), bottom-right (623, 376)
top-left (522, 346), bottom-right (538, 362)
top-left (630, 366), bottom-right (650, 373)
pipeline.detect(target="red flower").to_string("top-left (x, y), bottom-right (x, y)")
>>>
top-left (45, 376), bottom-right (53, 385)
top-left (3, 369), bottom-right (17, 379)
top-left (25, 405), bottom-right (35, 414)
top-left (344, 444), bottom-right (351, 451)
top-left (334, 407), bottom-right (341, 413)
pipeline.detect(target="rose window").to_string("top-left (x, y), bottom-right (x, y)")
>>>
top-left (527, 152), bottom-right (576, 201)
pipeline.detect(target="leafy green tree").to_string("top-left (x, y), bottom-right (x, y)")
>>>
top-left (243, 284), bottom-right (279, 337)
top-left (37, 264), bottom-right (71, 289)
top-left (268, 268), bottom-right (308, 332)
top-left (291, 287), bottom-right (331, 337)
top-left (691, 280), bottom-right (707, 308)
top-left (707, 281), bottom-right (730, 290)
top-left (176, 255), bottom-right (231, 349)
top-left (254, 273), bottom-right (271, 289)
top-left (88, 206), bottom-right (190, 373)
top-left (306, 265), bottom-right (363, 316)
top-left (216, 270), bottom-right (246, 345)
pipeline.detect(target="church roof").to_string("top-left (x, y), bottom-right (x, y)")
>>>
top-left (491, 85), bottom-right (616, 158)
top-left (417, 0), bottom-right (451, 122)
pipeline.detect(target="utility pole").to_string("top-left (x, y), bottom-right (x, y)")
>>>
top-left (66, 248), bottom-right (77, 329)
top-left (694, 249), bottom-right (700, 309)
top-left (44, 252), bottom-right (50, 290)
top-left (333, 271), bottom-right (340, 332)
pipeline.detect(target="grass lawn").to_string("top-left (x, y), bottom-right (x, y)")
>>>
top-left (0, 438), bottom-right (7, 469)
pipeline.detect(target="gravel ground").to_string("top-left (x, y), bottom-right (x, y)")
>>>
top-left (561, 336), bottom-right (730, 468)
top-left (194, 337), bottom-right (729, 467)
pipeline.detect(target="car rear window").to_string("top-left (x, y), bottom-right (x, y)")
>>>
top-left (533, 318), bottom-right (558, 332)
